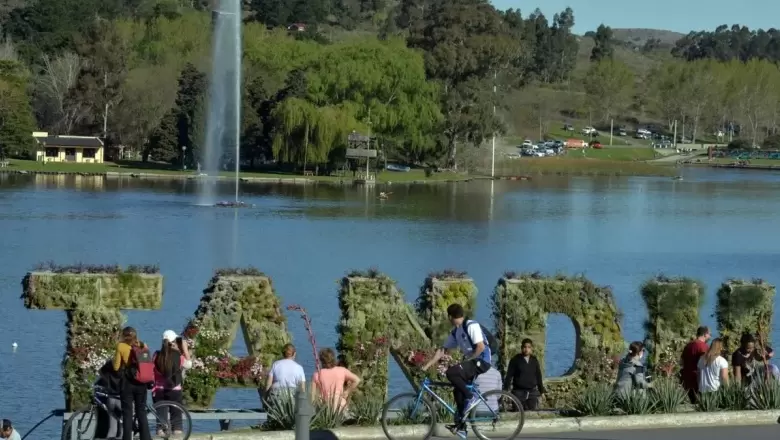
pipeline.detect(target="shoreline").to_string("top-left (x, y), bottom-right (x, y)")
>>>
top-left (185, 410), bottom-right (780, 439)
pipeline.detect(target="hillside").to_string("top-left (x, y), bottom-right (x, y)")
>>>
top-left (611, 28), bottom-right (686, 47)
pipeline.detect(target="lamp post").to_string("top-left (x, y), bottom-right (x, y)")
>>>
top-left (182, 146), bottom-right (187, 171)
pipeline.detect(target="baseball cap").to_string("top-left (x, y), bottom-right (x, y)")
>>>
top-left (162, 330), bottom-right (178, 343)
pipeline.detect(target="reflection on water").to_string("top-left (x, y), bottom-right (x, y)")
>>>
top-left (2, 168), bottom-right (780, 436)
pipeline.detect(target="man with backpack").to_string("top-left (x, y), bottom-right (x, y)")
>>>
top-left (422, 304), bottom-right (495, 437)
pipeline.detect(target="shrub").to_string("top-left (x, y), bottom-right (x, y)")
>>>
top-left (718, 382), bottom-right (749, 411)
top-left (312, 394), bottom-right (347, 429)
top-left (263, 390), bottom-right (297, 430)
top-left (572, 383), bottom-right (614, 416)
top-left (696, 391), bottom-right (720, 412)
top-left (615, 390), bottom-right (655, 415)
top-left (716, 280), bottom-right (775, 353)
top-left (650, 377), bottom-right (687, 414)
top-left (348, 394), bottom-right (385, 426)
top-left (749, 375), bottom-right (780, 410)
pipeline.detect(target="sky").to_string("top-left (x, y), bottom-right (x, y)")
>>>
top-left (490, 0), bottom-right (779, 35)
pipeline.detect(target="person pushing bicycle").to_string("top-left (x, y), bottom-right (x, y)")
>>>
top-left (422, 303), bottom-right (493, 435)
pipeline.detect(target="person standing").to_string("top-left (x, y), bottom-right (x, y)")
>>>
top-left (732, 333), bottom-right (762, 386)
top-left (113, 326), bottom-right (153, 440)
top-left (0, 420), bottom-right (21, 440)
top-left (503, 339), bottom-right (545, 410)
top-left (680, 326), bottom-right (710, 403)
top-left (152, 330), bottom-right (190, 437)
top-left (614, 341), bottom-right (648, 396)
top-left (697, 338), bottom-right (729, 393)
top-left (312, 348), bottom-right (361, 410)
top-left (474, 367), bottom-right (503, 413)
top-left (265, 343), bottom-right (306, 400)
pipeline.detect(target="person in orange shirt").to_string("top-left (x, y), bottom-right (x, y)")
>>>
top-left (312, 348), bottom-right (361, 410)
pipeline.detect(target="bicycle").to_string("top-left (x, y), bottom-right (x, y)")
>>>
top-left (61, 386), bottom-right (193, 440)
top-left (380, 377), bottom-right (524, 440)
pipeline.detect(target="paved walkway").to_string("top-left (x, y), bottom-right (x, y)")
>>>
top-left (518, 424), bottom-right (778, 439)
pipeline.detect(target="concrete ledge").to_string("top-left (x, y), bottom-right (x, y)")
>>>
top-left (188, 410), bottom-right (780, 439)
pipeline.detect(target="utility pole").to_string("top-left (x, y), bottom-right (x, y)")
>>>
top-left (490, 70), bottom-right (496, 178)
top-left (366, 108), bottom-right (372, 179)
top-left (609, 119), bottom-right (614, 146)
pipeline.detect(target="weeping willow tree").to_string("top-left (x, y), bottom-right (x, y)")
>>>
top-left (272, 97), bottom-right (359, 169)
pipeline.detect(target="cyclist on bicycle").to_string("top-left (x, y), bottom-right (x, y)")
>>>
top-left (422, 304), bottom-right (492, 435)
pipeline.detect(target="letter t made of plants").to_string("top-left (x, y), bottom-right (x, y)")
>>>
top-left (21, 265), bottom-right (164, 410)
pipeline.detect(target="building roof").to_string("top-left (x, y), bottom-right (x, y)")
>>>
top-left (36, 136), bottom-right (103, 148)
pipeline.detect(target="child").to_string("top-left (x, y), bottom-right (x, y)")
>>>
top-left (152, 330), bottom-right (191, 436)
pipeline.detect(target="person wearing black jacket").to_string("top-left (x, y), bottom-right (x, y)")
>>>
top-left (94, 359), bottom-right (123, 439)
top-left (503, 339), bottom-right (546, 410)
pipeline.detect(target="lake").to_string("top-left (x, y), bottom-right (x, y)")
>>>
top-left (2, 167), bottom-right (780, 437)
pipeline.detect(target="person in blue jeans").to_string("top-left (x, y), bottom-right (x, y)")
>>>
top-left (422, 304), bottom-right (492, 437)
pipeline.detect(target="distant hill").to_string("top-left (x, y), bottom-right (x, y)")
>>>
top-left (611, 28), bottom-right (686, 47)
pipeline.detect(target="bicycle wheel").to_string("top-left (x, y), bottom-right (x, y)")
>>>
top-left (381, 392), bottom-right (436, 440)
top-left (468, 390), bottom-right (524, 440)
top-left (61, 407), bottom-right (98, 440)
top-left (149, 400), bottom-right (193, 440)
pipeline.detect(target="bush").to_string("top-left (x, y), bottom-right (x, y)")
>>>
top-left (749, 375), bottom-right (780, 410)
top-left (727, 139), bottom-right (752, 150)
top-left (696, 391), bottom-right (720, 412)
top-left (424, 167), bottom-right (433, 178)
top-left (650, 377), bottom-right (687, 414)
top-left (762, 134), bottom-right (780, 150)
top-left (718, 382), bottom-right (749, 411)
top-left (264, 390), bottom-right (297, 430)
top-left (572, 383), bottom-right (614, 416)
top-left (615, 390), bottom-right (654, 415)
top-left (348, 394), bottom-right (385, 425)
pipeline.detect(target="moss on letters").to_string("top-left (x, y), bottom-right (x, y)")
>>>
top-left (716, 279), bottom-right (775, 353)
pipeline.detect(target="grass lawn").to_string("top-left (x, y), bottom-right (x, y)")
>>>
top-left (565, 147), bottom-right (661, 161)
top-left (4, 159), bottom-right (471, 183)
top-left (494, 157), bottom-right (676, 177)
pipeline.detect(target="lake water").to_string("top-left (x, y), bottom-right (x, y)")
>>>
top-left (3, 168), bottom-right (780, 437)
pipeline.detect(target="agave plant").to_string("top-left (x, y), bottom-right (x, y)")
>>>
top-left (696, 391), bottom-right (720, 412)
top-left (312, 392), bottom-right (348, 429)
top-left (348, 394), bottom-right (385, 425)
top-left (718, 381), bottom-right (749, 411)
top-left (650, 377), bottom-right (687, 414)
top-left (263, 390), bottom-right (298, 430)
top-left (572, 383), bottom-right (614, 416)
top-left (749, 376), bottom-right (780, 410)
top-left (615, 389), bottom-right (655, 415)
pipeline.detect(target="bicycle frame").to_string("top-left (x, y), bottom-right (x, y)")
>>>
top-left (408, 378), bottom-right (500, 423)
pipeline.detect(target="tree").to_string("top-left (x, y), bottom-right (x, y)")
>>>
top-left (548, 8), bottom-right (578, 82)
top-left (582, 59), bottom-right (633, 123)
top-left (34, 52), bottom-right (84, 133)
top-left (733, 59), bottom-right (779, 147)
top-left (145, 111), bottom-right (178, 162)
top-left (590, 24), bottom-right (614, 62)
top-left (0, 60), bottom-right (37, 158)
top-left (174, 63), bottom-right (207, 166)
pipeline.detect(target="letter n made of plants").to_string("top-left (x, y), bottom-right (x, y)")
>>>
top-left (21, 263), bottom-right (163, 410)
top-left (337, 269), bottom-right (478, 407)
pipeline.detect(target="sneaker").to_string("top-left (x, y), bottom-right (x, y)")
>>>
top-left (446, 424), bottom-right (468, 438)
top-left (463, 395), bottom-right (481, 415)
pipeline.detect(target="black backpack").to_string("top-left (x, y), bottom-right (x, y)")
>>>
top-left (451, 320), bottom-right (498, 351)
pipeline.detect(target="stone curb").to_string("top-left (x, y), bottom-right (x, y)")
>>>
top-left (189, 410), bottom-right (780, 439)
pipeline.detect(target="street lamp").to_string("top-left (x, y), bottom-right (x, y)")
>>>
top-left (182, 146), bottom-right (187, 171)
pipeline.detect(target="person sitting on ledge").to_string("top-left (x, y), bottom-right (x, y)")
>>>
top-left (1, 419), bottom-right (21, 440)
top-left (614, 341), bottom-right (648, 396)
top-left (503, 338), bottom-right (545, 410)
top-left (765, 347), bottom-right (780, 380)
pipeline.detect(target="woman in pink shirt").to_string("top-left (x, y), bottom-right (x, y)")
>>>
top-left (312, 348), bottom-right (361, 410)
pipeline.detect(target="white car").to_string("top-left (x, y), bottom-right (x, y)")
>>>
top-left (582, 126), bottom-right (597, 135)
top-left (522, 140), bottom-right (533, 148)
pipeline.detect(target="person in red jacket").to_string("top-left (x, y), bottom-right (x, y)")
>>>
top-left (680, 326), bottom-right (711, 403)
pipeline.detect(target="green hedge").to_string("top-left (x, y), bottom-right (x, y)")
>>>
top-left (416, 271), bottom-right (477, 342)
top-left (716, 279), bottom-right (775, 353)
top-left (640, 276), bottom-right (704, 373)
top-left (492, 273), bottom-right (624, 408)
top-left (22, 270), bottom-right (163, 309)
top-left (183, 270), bottom-right (290, 408)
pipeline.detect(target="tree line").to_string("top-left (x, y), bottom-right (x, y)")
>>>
top-left (0, 0), bottom-right (779, 171)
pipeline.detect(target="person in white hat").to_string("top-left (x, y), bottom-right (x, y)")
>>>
top-left (152, 330), bottom-right (192, 436)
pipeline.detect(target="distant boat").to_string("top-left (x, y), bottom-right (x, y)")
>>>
top-left (214, 201), bottom-right (253, 208)
top-left (386, 164), bottom-right (411, 172)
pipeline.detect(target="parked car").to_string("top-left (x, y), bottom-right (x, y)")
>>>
top-left (590, 140), bottom-right (603, 148)
top-left (582, 126), bottom-right (597, 135)
top-left (618, 129), bottom-right (628, 136)
top-left (563, 124), bottom-right (575, 131)
top-left (522, 139), bottom-right (533, 148)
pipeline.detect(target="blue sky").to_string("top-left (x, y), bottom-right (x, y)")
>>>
top-left (490, 0), bottom-right (779, 34)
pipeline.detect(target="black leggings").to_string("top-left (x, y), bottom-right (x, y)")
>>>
top-left (446, 359), bottom-right (489, 422)
top-left (120, 380), bottom-right (151, 440)
top-left (153, 389), bottom-right (184, 432)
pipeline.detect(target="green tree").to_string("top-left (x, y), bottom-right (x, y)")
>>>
top-left (582, 58), bottom-right (634, 123)
top-left (0, 65), bottom-right (36, 158)
top-left (174, 63), bottom-right (207, 166)
top-left (145, 110), bottom-right (178, 162)
top-left (590, 24), bottom-right (614, 62)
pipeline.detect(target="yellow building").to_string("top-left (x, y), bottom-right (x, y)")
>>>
top-left (33, 132), bottom-right (105, 163)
